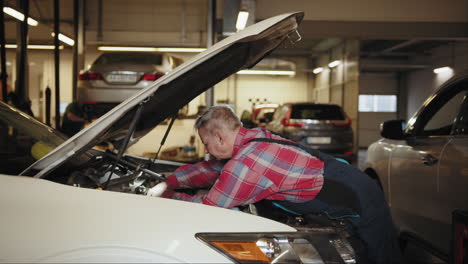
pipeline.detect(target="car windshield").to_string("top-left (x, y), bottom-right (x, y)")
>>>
top-left (94, 52), bottom-right (163, 65)
top-left (0, 103), bottom-right (67, 174)
top-left (291, 104), bottom-right (345, 120)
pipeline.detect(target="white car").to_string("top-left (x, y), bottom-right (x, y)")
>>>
top-left (77, 52), bottom-right (183, 118)
top-left (0, 12), bottom-right (358, 263)
top-left (363, 72), bottom-right (468, 263)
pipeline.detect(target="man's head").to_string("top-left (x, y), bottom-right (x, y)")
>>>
top-left (195, 105), bottom-right (242, 160)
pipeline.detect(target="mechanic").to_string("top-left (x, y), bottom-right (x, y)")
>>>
top-left (60, 101), bottom-right (88, 137)
top-left (149, 104), bottom-right (401, 264)
top-left (0, 72), bottom-right (13, 102)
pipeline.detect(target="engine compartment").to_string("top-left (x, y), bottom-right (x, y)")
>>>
top-left (63, 151), bottom-right (178, 195)
top-left (60, 150), bottom-right (354, 239)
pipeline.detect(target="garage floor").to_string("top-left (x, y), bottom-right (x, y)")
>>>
top-left (354, 149), bottom-right (367, 169)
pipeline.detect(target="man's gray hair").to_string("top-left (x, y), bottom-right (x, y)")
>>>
top-left (195, 104), bottom-right (242, 133)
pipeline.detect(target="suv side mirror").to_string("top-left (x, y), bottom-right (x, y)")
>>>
top-left (380, 120), bottom-right (406, 140)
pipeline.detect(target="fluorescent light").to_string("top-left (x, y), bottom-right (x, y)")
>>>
top-left (97, 46), bottom-right (206, 52)
top-left (3, 44), bottom-right (64, 50)
top-left (328, 60), bottom-right (341, 68)
top-left (236, 10), bottom-right (249, 31)
top-left (237, 70), bottom-right (295, 76)
top-left (3, 7), bottom-right (38, 26)
top-left (58, 33), bottom-right (75, 46)
top-left (433, 66), bottom-right (452, 74)
top-left (51, 33), bottom-right (75, 46)
top-left (256, 103), bottom-right (278, 108)
top-left (312, 67), bottom-right (323, 74)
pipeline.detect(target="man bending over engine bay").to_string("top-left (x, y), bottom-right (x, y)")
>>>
top-left (148, 104), bottom-right (401, 264)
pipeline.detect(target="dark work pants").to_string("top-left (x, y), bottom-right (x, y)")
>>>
top-left (249, 138), bottom-right (402, 264)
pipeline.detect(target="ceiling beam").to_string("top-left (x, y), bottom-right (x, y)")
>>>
top-left (381, 40), bottom-right (421, 53)
top-left (298, 20), bottom-right (468, 40)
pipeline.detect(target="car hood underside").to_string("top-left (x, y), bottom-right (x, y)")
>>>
top-left (22, 12), bottom-right (304, 178)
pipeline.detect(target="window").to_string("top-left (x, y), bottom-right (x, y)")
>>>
top-left (422, 90), bottom-right (466, 135)
top-left (359, 95), bottom-right (397, 112)
top-left (291, 104), bottom-right (345, 120)
top-left (454, 95), bottom-right (468, 135)
top-left (94, 52), bottom-right (163, 65)
top-left (0, 104), bottom-right (67, 174)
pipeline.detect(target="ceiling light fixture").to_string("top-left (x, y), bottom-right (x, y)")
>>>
top-left (51, 33), bottom-right (75, 46)
top-left (328, 60), bottom-right (341, 68)
top-left (3, 44), bottom-right (64, 50)
top-left (433, 66), bottom-right (452, 74)
top-left (237, 70), bottom-right (295, 76)
top-left (3, 7), bottom-right (38, 26)
top-left (312, 67), bottom-right (323, 74)
top-left (97, 46), bottom-right (205, 53)
top-left (236, 9), bottom-right (249, 31)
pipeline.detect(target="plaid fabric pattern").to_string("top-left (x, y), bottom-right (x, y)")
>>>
top-left (165, 127), bottom-right (324, 208)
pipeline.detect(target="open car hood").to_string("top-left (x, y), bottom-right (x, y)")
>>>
top-left (24, 12), bottom-right (304, 177)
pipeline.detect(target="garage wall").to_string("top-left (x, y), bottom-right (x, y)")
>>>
top-left (406, 42), bottom-right (468, 120)
top-left (342, 40), bottom-right (360, 153)
top-left (314, 55), bottom-right (331, 102)
top-left (311, 39), bottom-right (360, 153)
top-left (85, 0), bottom-right (209, 46)
top-left (3, 49), bottom-right (75, 123)
top-left (358, 73), bottom-right (398, 148)
top-left (214, 57), bottom-right (310, 116)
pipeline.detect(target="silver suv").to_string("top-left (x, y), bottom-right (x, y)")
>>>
top-left (363, 72), bottom-right (468, 262)
top-left (266, 103), bottom-right (354, 162)
top-left (77, 52), bottom-right (182, 117)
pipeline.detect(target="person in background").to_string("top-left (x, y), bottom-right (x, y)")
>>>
top-left (60, 101), bottom-right (88, 137)
top-left (148, 104), bottom-right (401, 264)
top-left (0, 72), bottom-right (13, 102)
top-left (0, 72), bottom-right (34, 117)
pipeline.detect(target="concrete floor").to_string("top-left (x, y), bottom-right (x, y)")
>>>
top-left (354, 148), bottom-right (367, 170)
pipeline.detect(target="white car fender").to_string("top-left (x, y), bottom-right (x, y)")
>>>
top-left (0, 175), bottom-right (295, 263)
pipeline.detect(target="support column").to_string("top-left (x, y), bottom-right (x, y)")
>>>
top-left (0, 0), bottom-right (7, 102)
top-left (54, 0), bottom-right (60, 128)
top-left (204, 0), bottom-right (216, 108)
top-left (15, 0), bottom-right (29, 106)
top-left (73, 0), bottom-right (86, 100)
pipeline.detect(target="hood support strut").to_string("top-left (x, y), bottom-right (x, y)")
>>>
top-left (103, 102), bottom-right (146, 189)
top-left (147, 114), bottom-right (177, 170)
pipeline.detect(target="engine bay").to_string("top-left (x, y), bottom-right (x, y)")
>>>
top-left (63, 151), bottom-right (178, 195)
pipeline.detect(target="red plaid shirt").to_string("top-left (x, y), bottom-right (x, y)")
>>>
top-left (164, 127), bottom-right (324, 209)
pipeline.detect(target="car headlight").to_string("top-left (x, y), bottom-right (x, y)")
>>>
top-left (196, 231), bottom-right (356, 263)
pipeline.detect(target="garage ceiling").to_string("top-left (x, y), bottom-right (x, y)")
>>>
top-left (2, 0), bottom-right (468, 73)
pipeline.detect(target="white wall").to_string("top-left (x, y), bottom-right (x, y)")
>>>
top-left (211, 57), bottom-right (310, 115)
top-left (4, 49), bottom-right (74, 123)
top-left (360, 73), bottom-right (398, 95)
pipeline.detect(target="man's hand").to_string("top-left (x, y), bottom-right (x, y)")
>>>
top-left (146, 182), bottom-right (168, 197)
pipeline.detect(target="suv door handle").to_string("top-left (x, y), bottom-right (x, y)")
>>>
top-left (421, 154), bottom-right (438, 166)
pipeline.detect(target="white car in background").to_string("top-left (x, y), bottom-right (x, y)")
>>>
top-left (77, 51), bottom-right (183, 118)
top-left (0, 12), bottom-right (359, 263)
